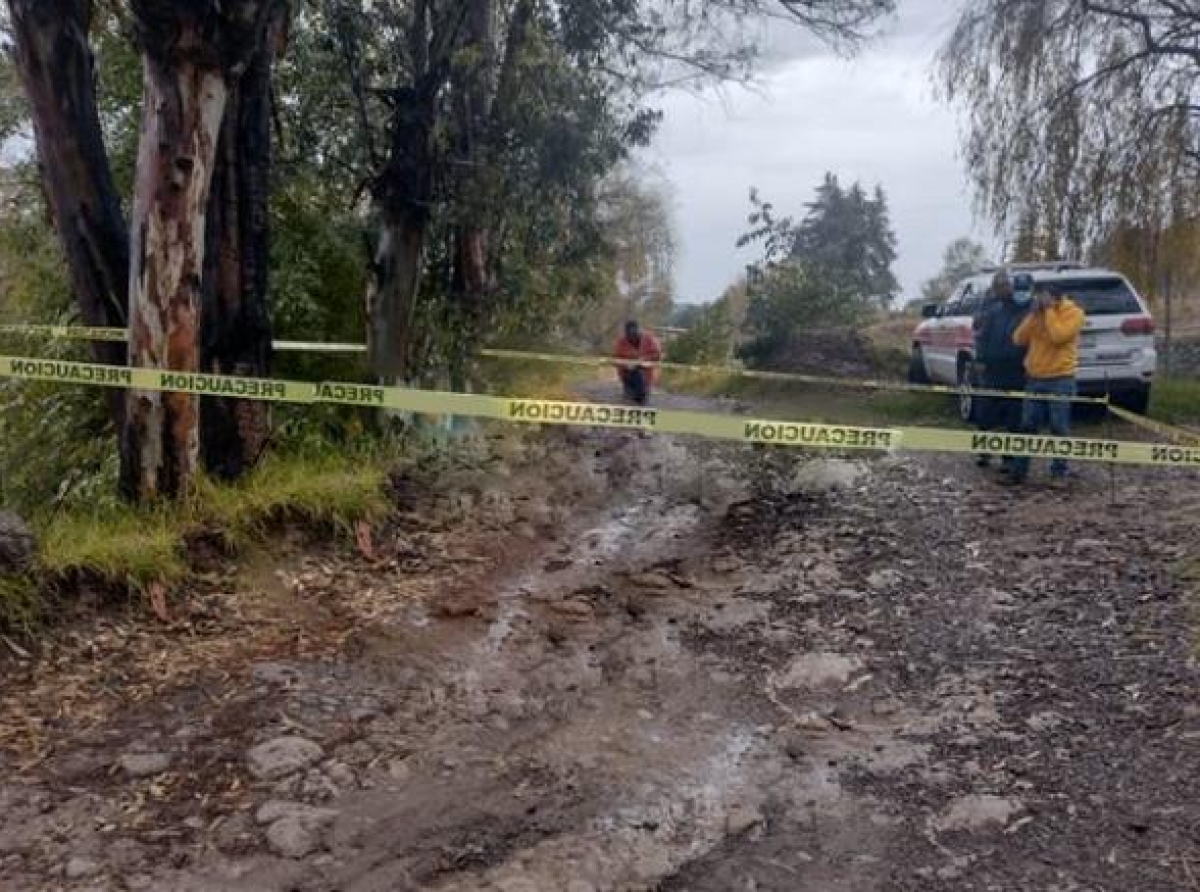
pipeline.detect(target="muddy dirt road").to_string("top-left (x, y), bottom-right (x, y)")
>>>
top-left (2, 417), bottom-right (1200, 891)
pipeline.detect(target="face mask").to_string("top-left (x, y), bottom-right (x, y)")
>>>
top-left (1013, 291), bottom-right (1032, 306)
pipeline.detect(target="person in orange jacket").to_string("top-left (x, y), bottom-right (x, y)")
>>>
top-left (612, 320), bottom-right (662, 405)
top-left (1003, 283), bottom-right (1086, 485)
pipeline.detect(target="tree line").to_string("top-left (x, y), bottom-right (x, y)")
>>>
top-left (0, 0), bottom-right (896, 503)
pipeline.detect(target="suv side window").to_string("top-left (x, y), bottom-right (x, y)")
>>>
top-left (944, 283), bottom-right (971, 317)
top-left (960, 285), bottom-right (981, 317)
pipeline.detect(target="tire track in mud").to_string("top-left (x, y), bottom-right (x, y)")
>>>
top-left (4, 416), bottom-right (1200, 891)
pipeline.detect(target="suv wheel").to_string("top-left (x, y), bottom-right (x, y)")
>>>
top-left (957, 358), bottom-right (978, 424)
top-left (908, 346), bottom-right (930, 384)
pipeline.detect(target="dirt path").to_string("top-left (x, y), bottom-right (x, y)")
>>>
top-left (2, 416), bottom-right (1200, 891)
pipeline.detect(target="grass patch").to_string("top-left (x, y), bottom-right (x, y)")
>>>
top-left (476, 355), bottom-right (593, 400)
top-left (195, 452), bottom-right (388, 545)
top-left (0, 573), bottom-right (42, 633)
top-left (1149, 378), bottom-right (1200, 425)
top-left (660, 368), bottom-right (744, 396)
top-left (866, 390), bottom-right (958, 425)
top-left (38, 507), bottom-right (185, 590)
top-left (2, 451), bottom-right (392, 632)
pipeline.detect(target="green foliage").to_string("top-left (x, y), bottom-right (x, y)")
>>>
top-left (739, 262), bottom-right (873, 366)
top-left (667, 284), bottom-right (748, 366)
top-left (268, 175), bottom-right (371, 383)
top-left (2, 450), bottom-right (390, 631)
top-left (194, 451), bottom-right (388, 545)
top-left (39, 507), bottom-right (185, 590)
top-left (0, 573), bottom-right (41, 633)
top-left (921, 237), bottom-right (991, 304)
top-left (738, 174), bottom-right (899, 369)
top-left (939, 2), bottom-right (1200, 255)
top-left (1148, 379), bottom-right (1200, 425)
top-left (0, 180), bottom-right (120, 518)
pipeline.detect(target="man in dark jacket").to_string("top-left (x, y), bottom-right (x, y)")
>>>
top-left (972, 271), bottom-right (1031, 468)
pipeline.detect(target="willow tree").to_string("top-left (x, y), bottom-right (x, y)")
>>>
top-left (939, 1), bottom-right (1200, 257)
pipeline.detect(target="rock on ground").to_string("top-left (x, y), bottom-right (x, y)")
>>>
top-left (787, 459), bottom-right (867, 494)
top-left (246, 737), bottom-right (324, 781)
top-left (259, 804), bottom-right (338, 859)
top-left (63, 857), bottom-right (100, 880)
top-left (118, 753), bottom-right (172, 778)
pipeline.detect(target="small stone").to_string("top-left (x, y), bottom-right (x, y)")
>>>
top-left (247, 736), bottom-right (324, 781)
top-left (777, 653), bottom-right (863, 690)
top-left (251, 662), bottom-right (303, 686)
top-left (550, 599), bottom-right (594, 622)
top-left (254, 800), bottom-right (338, 828)
top-left (266, 817), bottom-right (320, 859)
top-left (119, 753), bottom-right (173, 778)
top-left (213, 813), bottom-right (255, 855)
top-left (787, 459), bottom-right (866, 494)
top-left (871, 698), bottom-right (904, 718)
top-left (934, 795), bottom-right (1023, 832)
top-left (387, 757), bottom-right (412, 781)
top-left (64, 857), bottom-right (101, 880)
top-left (725, 803), bottom-right (763, 836)
top-left (325, 761), bottom-right (356, 790)
top-left (867, 569), bottom-right (904, 591)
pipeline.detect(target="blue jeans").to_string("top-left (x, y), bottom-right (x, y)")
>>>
top-left (1011, 377), bottom-right (1075, 479)
top-left (620, 367), bottom-right (649, 405)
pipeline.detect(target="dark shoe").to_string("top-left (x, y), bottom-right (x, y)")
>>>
top-left (998, 470), bottom-right (1025, 487)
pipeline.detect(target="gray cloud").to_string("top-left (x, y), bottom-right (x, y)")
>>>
top-left (642, 0), bottom-right (997, 305)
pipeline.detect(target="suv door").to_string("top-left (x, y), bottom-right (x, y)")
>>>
top-left (927, 285), bottom-right (968, 383)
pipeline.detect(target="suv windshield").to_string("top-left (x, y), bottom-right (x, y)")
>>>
top-left (1047, 278), bottom-right (1142, 315)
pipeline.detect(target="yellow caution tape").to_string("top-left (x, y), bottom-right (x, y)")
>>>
top-left (476, 347), bottom-right (1109, 406)
top-left (0, 325), bottom-right (368, 355)
top-left (2, 354), bottom-right (1199, 468)
top-left (1107, 404), bottom-right (1200, 446)
top-left (0, 324), bottom-right (129, 342)
top-left (0, 323), bottom-right (1108, 407)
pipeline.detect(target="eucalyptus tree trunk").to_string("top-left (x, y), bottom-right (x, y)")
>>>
top-left (366, 75), bottom-right (441, 381)
top-left (121, 1), bottom-right (277, 502)
top-left (200, 2), bottom-right (288, 481)
top-left (6, 0), bottom-right (130, 425)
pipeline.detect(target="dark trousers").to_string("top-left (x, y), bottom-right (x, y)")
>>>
top-left (620, 367), bottom-right (649, 405)
top-left (977, 371), bottom-right (1025, 464)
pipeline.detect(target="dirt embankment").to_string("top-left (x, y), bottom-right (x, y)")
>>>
top-left (1, 422), bottom-right (1199, 892)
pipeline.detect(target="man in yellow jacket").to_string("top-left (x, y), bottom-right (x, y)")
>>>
top-left (1003, 283), bottom-right (1086, 484)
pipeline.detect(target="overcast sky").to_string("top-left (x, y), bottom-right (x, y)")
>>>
top-left (641, 0), bottom-right (997, 305)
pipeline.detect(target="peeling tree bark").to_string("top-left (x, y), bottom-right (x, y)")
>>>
top-left (121, 1), bottom-right (277, 501)
top-left (366, 74), bottom-right (442, 381)
top-left (7, 0), bottom-right (130, 426)
top-left (121, 52), bottom-right (228, 501)
top-left (200, 4), bottom-right (287, 481)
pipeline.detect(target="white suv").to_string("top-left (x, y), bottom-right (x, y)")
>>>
top-left (910, 263), bottom-right (1156, 415)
